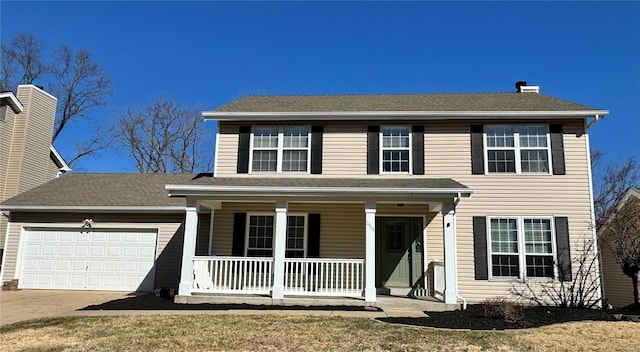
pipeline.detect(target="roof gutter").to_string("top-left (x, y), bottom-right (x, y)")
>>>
top-left (166, 184), bottom-right (473, 199)
top-left (586, 113), bottom-right (606, 129)
top-left (0, 205), bottom-right (186, 213)
top-left (203, 110), bottom-right (610, 121)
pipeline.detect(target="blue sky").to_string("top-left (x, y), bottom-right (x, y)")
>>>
top-left (2, 1), bottom-right (639, 172)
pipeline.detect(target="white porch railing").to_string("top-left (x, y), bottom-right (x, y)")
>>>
top-left (283, 258), bottom-right (364, 297)
top-left (432, 261), bottom-right (445, 300)
top-left (192, 256), bottom-right (273, 294)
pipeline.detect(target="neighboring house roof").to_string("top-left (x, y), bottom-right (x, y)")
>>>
top-left (0, 173), bottom-right (197, 212)
top-left (0, 91), bottom-right (25, 113)
top-left (205, 92), bottom-right (609, 121)
top-left (50, 146), bottom-right (71, 174)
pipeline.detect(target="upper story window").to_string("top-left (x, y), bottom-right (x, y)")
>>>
top-left (250, 126), bottom-right (310, 173)
top-left (489, 217), bottom-right (556, 279)
top-left (485, 125), bottom-right (550, 174)
top-left (381, 126), bottom-right (411, 174)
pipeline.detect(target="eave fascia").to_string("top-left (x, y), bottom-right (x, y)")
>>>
top-left (0, 205), bottom-right (185, 213)
top-left (165, 184), bottom-right (473, 199)
top-left (203, 110), bottom-right (610, 122)
top-left (0, 92), bottom-right (24, 113)
top-left (50, 145), bottom-right (71, 172)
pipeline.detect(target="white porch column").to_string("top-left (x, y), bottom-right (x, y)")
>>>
top-left (272, 200), bottom-right (288, 300)
top-left (178, 199), bottom-right (199, 296)
top-left (364, 201), bottom-right (377, 303)
top-left (442, 201), bottom-right (458, 304)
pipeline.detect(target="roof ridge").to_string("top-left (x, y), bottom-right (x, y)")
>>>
top-left (240, 92), bottom-right (518, 98)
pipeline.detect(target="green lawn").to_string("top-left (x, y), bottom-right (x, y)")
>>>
top-left (1, 315), bottom-right (638, 352)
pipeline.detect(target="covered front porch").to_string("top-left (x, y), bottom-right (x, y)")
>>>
top-left (166, 177), bottom-right (472, 306)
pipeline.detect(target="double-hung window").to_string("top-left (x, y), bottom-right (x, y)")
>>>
top-left (381, 126), bottom-right (411, 173)
top-left (246, 214), bottom-right (307, 258)
top-left (251, 127), bottom-right (310, 173)
top-left (489, 217), bottom-right (556, 279)
top-left (485, 125), bottom-right (550, 174)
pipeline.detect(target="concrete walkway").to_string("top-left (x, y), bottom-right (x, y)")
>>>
top-left (0, 290), bottom-right (427, 326)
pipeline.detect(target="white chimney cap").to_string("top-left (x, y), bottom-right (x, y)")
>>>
top-left (519, 85), bottom-right (540, 93)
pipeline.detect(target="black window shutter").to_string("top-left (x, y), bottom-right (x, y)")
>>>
top-left (470, 125), bottom-right (484, 175)
top-left (473, 216), bottom-right (489, 280)
top-left (232, 213), bottom-right (247, 256)
top-left (554, 216), bottom-right (572, 281)
top-left (237, 126), bottom-right (251, 174)
top-left (311, 126), bottom-right (323, 174)
top-left (550, 124), bottom-right (566, 175)
top-left (412, 125), bottom-right (425, 175)
top-left (307, 214), bottom-right (321, 258)
top-left (367, 126), bottom-right (379, 174)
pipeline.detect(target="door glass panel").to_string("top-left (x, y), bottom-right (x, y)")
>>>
top-left (386, 223), bottom-right (404, 251)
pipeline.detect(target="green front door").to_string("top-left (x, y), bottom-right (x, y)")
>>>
top-left (377, 217), bottom-right (423, 288)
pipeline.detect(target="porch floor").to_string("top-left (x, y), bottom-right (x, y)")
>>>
top-left (175, 294), bottom-right (460, 312)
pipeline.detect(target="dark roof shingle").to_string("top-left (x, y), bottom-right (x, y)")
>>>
top-left (1, 173), bottom-right (196, 207)
top-left (213, 93), bottom-right (598, 113)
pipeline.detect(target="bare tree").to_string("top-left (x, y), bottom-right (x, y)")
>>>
top-left (1, 34), bottom-right (114, 166)
top-left (112, 97), bottom-right (213, 173)
top-left (50, 45), bottom-right (113, 142)
top-left (594, 155), bottom-right (639, 230)
top-left (0, 45), bottom-right (18, 92)
top-left (0, 34), bottom-right (49, 88)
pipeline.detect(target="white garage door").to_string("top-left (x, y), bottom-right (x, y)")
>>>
top-left (18, 229), bottom-right (157, 291)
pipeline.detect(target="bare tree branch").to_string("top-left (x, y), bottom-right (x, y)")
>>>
top-left (112, 97), bottom-right (213, 173)
top-left (2, 34), bottom-right (49, 86)
top-left (50, 45), bottom-right (113, 142)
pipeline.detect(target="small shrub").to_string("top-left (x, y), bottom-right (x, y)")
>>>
top-left (152, 287), bottom-right (176, 301)
top-left (482, 297), bottom-right (527, 323)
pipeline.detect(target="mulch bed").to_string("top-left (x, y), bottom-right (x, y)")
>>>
top-left (80, 294), bottom-right (638, 330)
top-left (80, 294), bottom-right (380, 312)
top-left (377, 304), bottom-right (626, 330)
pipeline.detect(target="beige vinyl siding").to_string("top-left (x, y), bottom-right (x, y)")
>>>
top-left (14, 87), bottom-right (57, 194)
top-left (600, 243), bottom-right (634, 308)
top-left (433, 120), bottom-right (594, 302)
top-left (215, 122), bottom-right (368, 177)
top-left (322, 125), bottom-right (367, 176)
top-left (215, 125), bottom-right (239, 176)
top-left (212, 202), bottom-right (367, 259)
top-left (1, 212), bottom-right (210, 289)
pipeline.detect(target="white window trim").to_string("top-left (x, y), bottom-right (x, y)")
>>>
top-left (483, 124), bottom-right (552, 175)
top-left (244, 212), bottom-right (308, 257)
top-left (249, 126), bottom-right (311, 174)
top-left (486, 216), bottom-right (557, 281)
top-left (379, 125), bottom-right (412, 175)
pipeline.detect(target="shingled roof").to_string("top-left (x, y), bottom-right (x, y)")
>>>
top-left (0, 173), bottom-right (471, 210)
top-left (0, 173), bottom-right (196, 208)
top-left (212, 92), bottom-right (598, 113)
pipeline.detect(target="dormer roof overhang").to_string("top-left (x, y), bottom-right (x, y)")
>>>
top-left (0, 91), bottom-right (25, 113)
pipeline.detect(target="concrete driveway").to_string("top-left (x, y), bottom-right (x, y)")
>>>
top-left (0, 290), bottom-right (130, 326)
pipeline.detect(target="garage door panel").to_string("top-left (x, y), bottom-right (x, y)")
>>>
top-left (19, 230), bottom-right (157, 291)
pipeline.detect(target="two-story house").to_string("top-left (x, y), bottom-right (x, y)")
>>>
top-left (0, 85), bottom-right (70, 271)
top-left (0, 83), bottom-right (606, 308)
